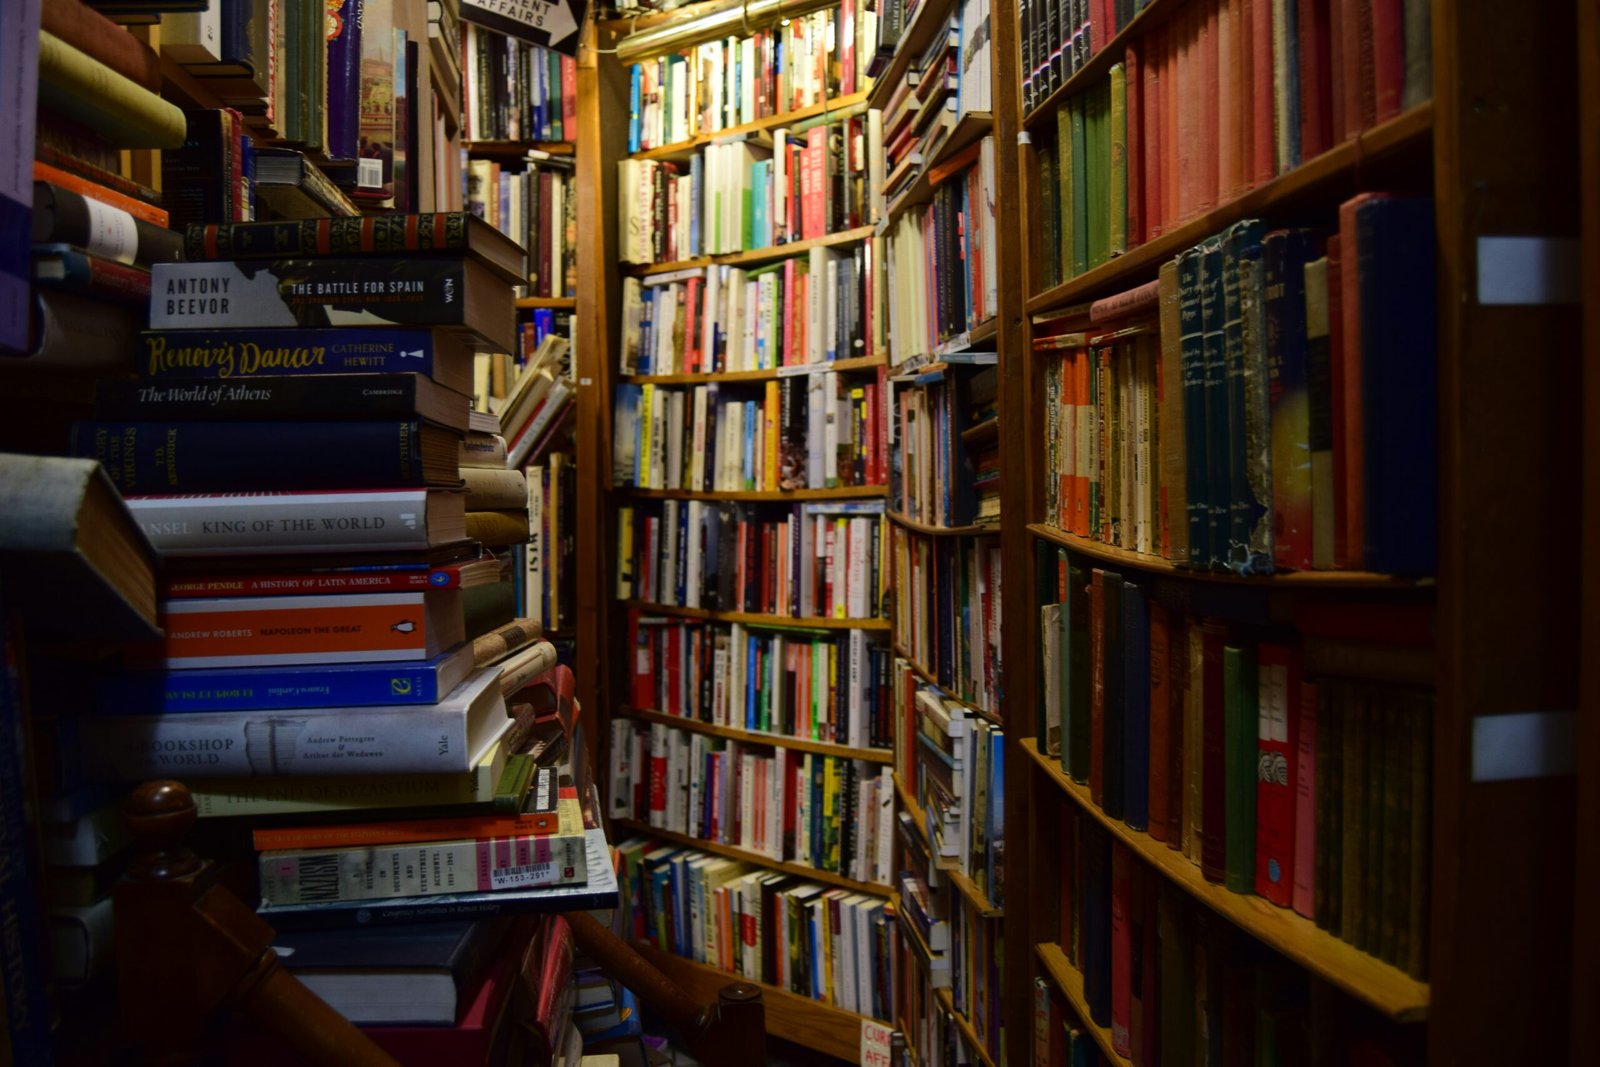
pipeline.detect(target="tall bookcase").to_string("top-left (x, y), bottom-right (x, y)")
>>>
top-left (575, 1), bottom-right (1587, 1064)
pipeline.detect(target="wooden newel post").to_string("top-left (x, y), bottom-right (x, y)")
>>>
top-left (114, 780), bottom-right (401, 1067)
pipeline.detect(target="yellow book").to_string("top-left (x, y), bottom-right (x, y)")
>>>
top-left (763, 380), bottom-right (780, 492)
top-left (638, 384), bottom-right (656, 489)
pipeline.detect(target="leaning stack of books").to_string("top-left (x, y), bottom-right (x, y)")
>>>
top-left (65, 211), bottom-right (614, 1056)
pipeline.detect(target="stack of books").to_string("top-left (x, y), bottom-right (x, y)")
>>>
top-left (59, 210), bottom-right (614, 1051)
top-left (889, 355), bottom-right (998, 528)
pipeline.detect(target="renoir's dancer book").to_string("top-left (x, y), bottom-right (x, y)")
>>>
top-left (148, 256), bottom-right (516, 352)
top-left (81, 666), bottom-right (510, 781)
top-left (138, 327), bottom-right (474, 396)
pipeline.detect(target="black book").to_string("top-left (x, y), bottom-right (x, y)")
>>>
top-left (93, 373), bottom-right (471, 431)
top-left (1101, 569), bottom-right (1125, 820)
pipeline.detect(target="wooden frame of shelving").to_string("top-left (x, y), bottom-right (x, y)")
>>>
top-left (612, 818), bottom-right (891, 897)
top-left (623, 485), bottom-right (887, 501)
top-left (623, 600), bottom-right (890, 631)
top-left (625, 223), bottom-right (878, 276)
top-left (616, 705), bottom-right (894, 764)
top-left (621, 352), bottom-right (884, 385)
top-left (893, 773), bottom-right (1003, 919)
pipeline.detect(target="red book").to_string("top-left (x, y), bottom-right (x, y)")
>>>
top-left (1199, 618), bottom-right (1229, 883)
top-left (1124, 41), bottom-right (1143, 247)
top-left (1325, 233), bottom-right (1349, 566)
top-left (1292, 678), bottom-right (1319, 918)
top-left (1370, 0), bottom-right (1405, 120)
top-left (665, 623), bottom-right (683, 715)
top-left (648, 724), bottom-right (669, 822)
top-left (801, 129), bottom-right (827, 240)
top-left (1253, 643), bottom-right (1300, 906)
top-left (1144, 29), bottom-right (1164, 238)
top-left (1336, 195), bottom-right (1380, 568)
top-left (1175, 7), bottom-right (1199, 222)
top-left (1137, 867), bottom-right (1160, 1061)
top-left (1199, 3), bottom-right (1221, 211)
top-left (840, 0), bottom-right (856, 93)
top-left (1110, 843), bottom-right (1133, 1057)
top-left (1338, 0), bottom-right (1368, 140)
top-left (561, 56), bottom-right (578, 136)
top-left (1328, 0), bottom-right (1348, 141)
top-left (1215, 0), bottom-right (1238, 201)
top-left (1355, 0), bottom-right (1379, 130)
top-left (1165, 19), bottom-right (1181, 225)
top-left (1250, 0), bottom-right (1276, 183)
top-left (1089, 570), bottom-right (1107, 806)
top-left (1298, 0), bottom-right (1335, 159)
top-left (1147, 601), bottom-right (1173, 842)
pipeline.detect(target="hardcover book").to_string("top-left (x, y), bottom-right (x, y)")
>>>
top-left (125, 489), bottom-right (468, 557)
top-left (138, 327), bottom-right (474, 397)
top-left (94, 373), bottom-right (471, 432)
top-left (148, 257), bottom-right (517, 352)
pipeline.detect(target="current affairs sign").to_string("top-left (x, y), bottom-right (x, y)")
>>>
top-left (462, 0), bottom-right (588, 57)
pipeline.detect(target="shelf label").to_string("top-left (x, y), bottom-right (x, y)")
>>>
top-left (861, 1020), bottom-right (895, 1067)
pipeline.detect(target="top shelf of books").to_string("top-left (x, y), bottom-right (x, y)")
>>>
top-left (628, 90), bottom-right (871, 162)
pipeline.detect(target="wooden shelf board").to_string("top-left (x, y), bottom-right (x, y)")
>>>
top-left (630, 938), bottom-right (877, 1063)
top-left (892, 775), bottom-right (1003, 918)
top-left (463, 140), bottom-right (576, 157)
top-left (625, 601), bottom-right (892, 632)
top-left (1025, 103), bottom-right (1434, 311)
top-left (1023, 0), bottom-right (1175, 130)
top-left (1035, 943), bottom-right (1133, 1067)
top-left (617, 705), bottom-right (894, 763)
top-left (960, 417), bottom-right (999, 444)
top-left (1026, 524), bottom-right (1433, 588)
top-left (624, 485), bottom-right (887, 501)
top-left (890, 642), bottom-right (1003, 725)
top-left (514, 296), bottom-right (577, 309)
top-left (629, 91), bottom-right (871, 161)
top-left (613, 817), bottom-right (892, 898)
top-left (627, 224), bottom-right (875, 276)
top-left (1020, 739), bottom-right (1431, 1021)
top-left (621, 353), bottom-right (885, 384)
top-left (888, 510), bottom-right (996, 537)
top-left (884, 112), bottom-right (996, 222)
top-left (866, 0), bottom-right (949, 112)
top-left (628, 254), bottom-right (716, 276)
top-left (933, 986), bottom-right (998, 1067)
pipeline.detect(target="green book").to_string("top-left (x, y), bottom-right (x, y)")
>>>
top-left (1084, 88), bottom-right (1104, 270)
top-left (1057, 105), bottom-right (1073, 284)
top-left (1040, 140), bottom-right (1060, 291)
top-left (1109, 63), bottom-right (1128, 257)
top-left (1070, 96), bottom-right (1089, 276)
top-left (1222, 644), bottom-right (1258, 894)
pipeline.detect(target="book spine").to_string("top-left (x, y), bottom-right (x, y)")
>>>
top-left (105, 657), bottom-right (459, 714)
top-left (95, 374), bottom-right (449, 422)
top-left (154, 592), bottom-right (444, 667)
top-left (71, 419), bottom-right (437, 494)
top-left (125, 489), bottom-right (443, 556)
top-left (32, 159), bottom-right (167, 226)
top-left (1291, 678), bottom-right (1318, 918)
top-left (33, 180), bottom-right (184, 265)
top-left (325, 0), bottom-right (362, 160)
top-left (137, 324), bottom-right (460, 382)
top-left (1198, 620), bottom-right (1227, 881)
top-left (35, 246), bottom-right (151, 303)
top-left (1254, 644), bottom-right (1298, 906)
top-left (1222, 644), bottom-right (1258, 894)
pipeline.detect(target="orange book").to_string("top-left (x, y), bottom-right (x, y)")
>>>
top-left (154, 590), bottom-right (463, 667)
top-left (1123, 41), bottom-right (1143, 248)
top-left (1336, 197), bottom-right (1377, 568)
top-left (1163, 23), bottom-right (1179, 229)
top-left (252, 773), bottom-right (576, 851)
top-left (1199, 3), bottom-right (1221, 212)
top-left (33, 159), bottom-right (169, 227)
top-left (1216, 0), bottom-right (1238, 205)
top-left (1176, 9), bottom-right (1199, 224)
top-left (1251, 0), bottom-right (1277, 182)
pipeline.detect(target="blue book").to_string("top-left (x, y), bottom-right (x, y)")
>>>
top-left (742, 400), bottom-right (758, 488)
top-left (987, 726), bottom-right (1004, 907)
top-left (689, 154), bottom-right (704, 257)
top-left (1177, 248), bottom-right (1210, 566)
top-left (1080, 820), bottom-right (1113, 1027)
top-left (138, 327), bottom-right (473, 390)
top-left (1198, 236), bottom-right (1230, 568)
top-left (1120, 580), bottom-right (1150, 832)
top-left (627, 66), bottom-right (641, 153)
top-left (102, 644), bottom-right (476, 713)
top-left (1221, 219), bottom-right (1267, 574)
top-left (1355, 196), bottom-right (1437, 574)
top-left (746, 634), bottom-right (759, 732)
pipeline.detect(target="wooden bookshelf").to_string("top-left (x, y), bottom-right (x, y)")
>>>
top-left (617, 706), bottom-right (895, 764)
top-left (514, 296), bottom-right (578, 309)
top-left (627, 254), bottom-right (715, 276)
top-left (1034, 943), bottom-right (1132, 1067)
top-left (463, 140), bottom-right (576, 158)
top-left (625, 600), bottom-right (891, 631)
top-left (1027, 524), bottom-right (1432, 588)
top-left (1025, 103), bottom-right (1434, 312)
top-left (625, 224), bottom-right (876, 276)
top-left (631, 938), bottom-right (879, 1063)
top-left (621, 353), bottom-right (884, 384)
top-left (1021, 738), bottom-right (1430, 1022)
top-left (613, 818), bottom-right (892, 898)
top-left (890, 642), bottom-right (1002, 726)
top-left (893, 773), bottom-right (1003, 919)
top-left (888, 510), bottom-right (994, 537)
top-left (629, 90), bottom-right (871, 162)
top-left (884, 112), bottom-right (995, 220)
top-left (623, 485), bottom-right (887, 502)
top-left (865, 0), bottom-right (945, 111)
top-left (959, 417), bottom-right (998, 445)
top-left (933, 987), bottom-right (998, 1067)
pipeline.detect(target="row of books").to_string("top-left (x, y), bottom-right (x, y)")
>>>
top-left (890, 534), bottom-right (1004, 716)
top-left (615, 836), bottom-right (899, 1020)
top-left (1038, 196), bottom-right (1436, 576)
top-left (492, 329), bottom-right (576, 469)
top-left (615, 500), bottom-right (889, 621)
top-left (625, 2), bottom-right (878, 151)
top-left (1032, 0), bottom-right (1432, 285)
top-left (890, 359), bottom-right (997, 528)
top-left (897, 675), bottom-right (1006, 899)
top-left (520, 451), bottom-right (577, 635)
top-left (877, 0), bottom-right (993, 205)
top-left (613, 375), bottom-right (886, 492)
top-left (619, 111), bottom-right (879, 264)
top-left (884, 137), bottom-right (999, 363)
top-left (609, 719), bottom-right (897, 887)
top-left (461, 20), bottom-right (577, 143)
top-left (465, 154), bottom-right (577, 298)
top-left (626, 609), bottom-right (897, 751)
top-left (1020, 0), bottom-right (1146, 114)
top-left (619, 248), bottom-right (878, 374)
top-left (1037, 555), bottom-right (1431, 978)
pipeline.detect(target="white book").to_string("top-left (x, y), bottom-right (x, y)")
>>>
top-left (768, 747), bottom-right (786, 860)
top-left (825, 255), bottom-right (839, 361)
top-left (823, 371), bottom-right (840, 488)
top-left (806, 371), bottom-right (827, 488)
top-left (848, 627), bottom-right (866, 750)
top-left (685, 499), bottom-right (704, 609)
top-left (690, 385), bottom-right (709, 491)
top-left (524, 466), bottom-right (545, 622)
top-left (740, 37), bottom-right (757, 123)
top-left (738, 750), bottom-right (756, 852)
top-left (608, 718), bottom-right (633, 818)
top-left (661, 499), bottom-right (680, 604)
top-left (162, 2), bottom-right (224, 65)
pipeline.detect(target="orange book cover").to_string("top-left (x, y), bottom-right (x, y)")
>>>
top-left (251, 789), bottom-right (577, 852)
top-left (33, 160), bottom-right (169, 227)
top-left (156, 590), bottom-right (460, 666)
